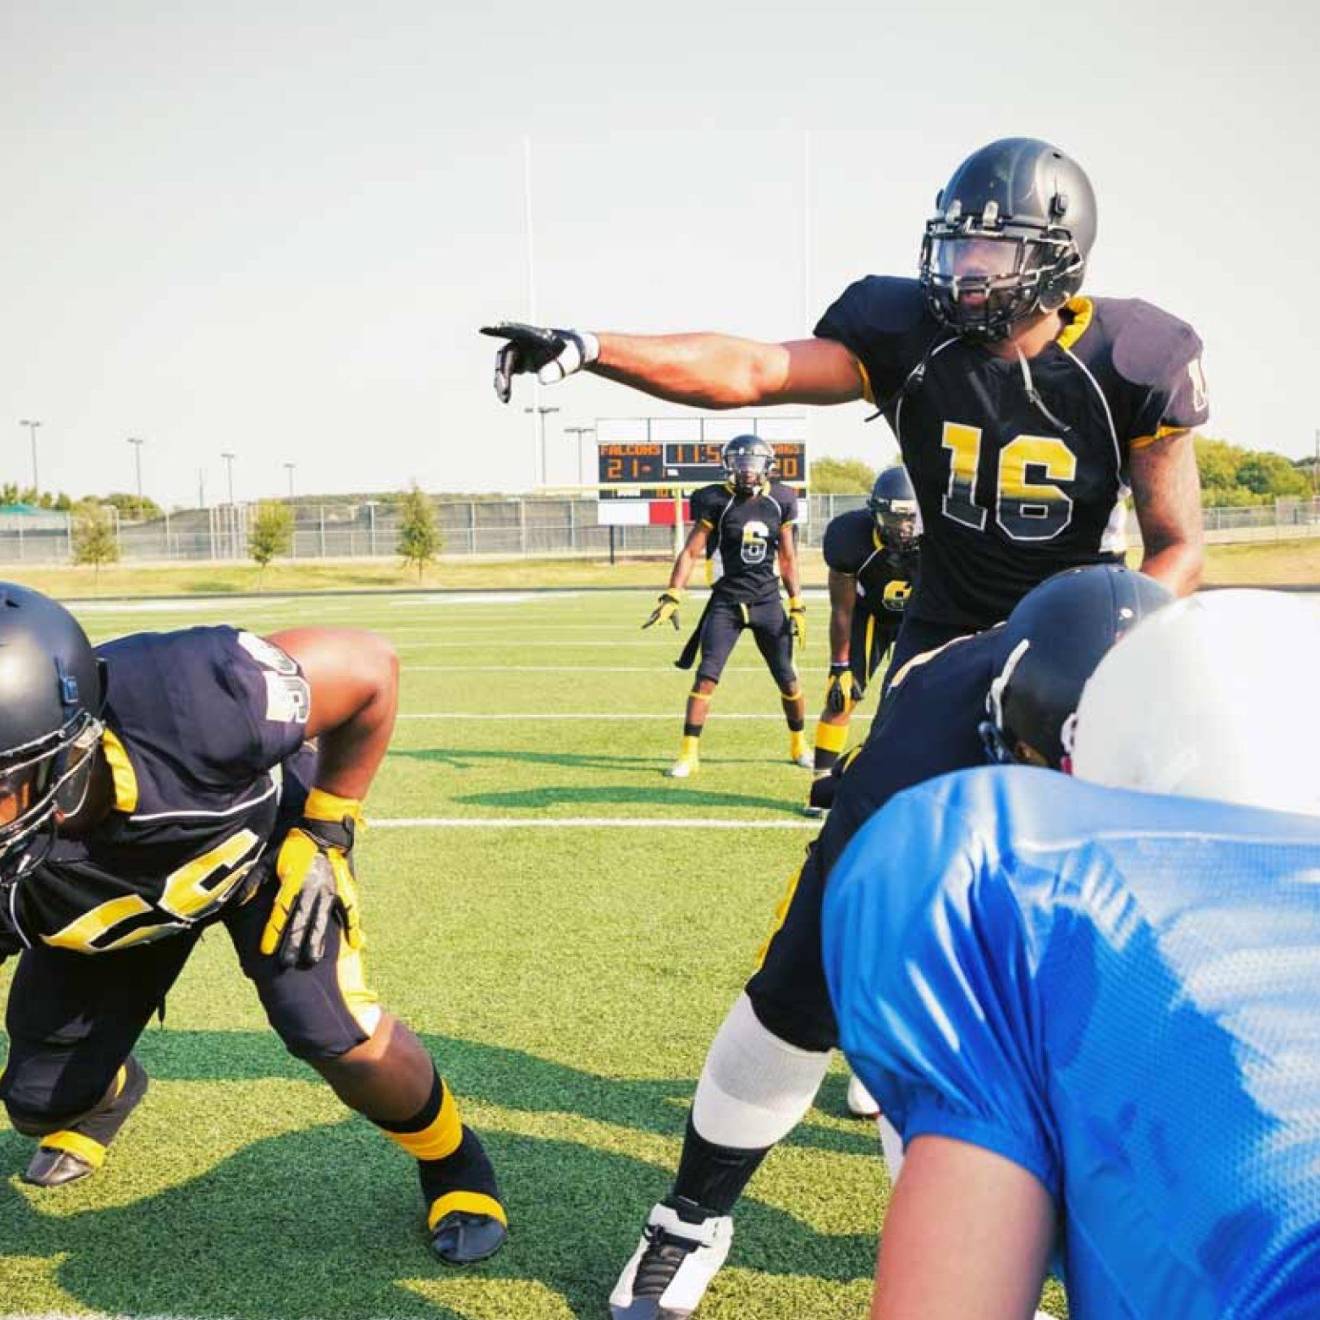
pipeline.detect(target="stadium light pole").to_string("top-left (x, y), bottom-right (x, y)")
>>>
top-left (284, 462), bottom-right (296, 500)
top-left (127, 437), bottom-right (145, 512)
top-left (220, 451), bottom-right (236, 506)
top-left (564, 425), bottom-right (596, 487)
top-left (19, 419), bottom-right (41, 493)
top-left (524, 405), bottom-right (559, 487)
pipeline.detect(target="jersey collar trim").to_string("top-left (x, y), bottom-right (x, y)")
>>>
top-left (1055, 296), bottom-right (1093, 352)
top-left (100, 728), bottom-right (139, 814)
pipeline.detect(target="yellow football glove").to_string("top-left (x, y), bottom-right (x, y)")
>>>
top-left (825, 662), bottom-right (864, 714)
top-left (643, 589), bottom-right (682, 631)
top-left (260, 788), bottom-right (364, 969)
top-left (788, 596), bottom-right (807, 648)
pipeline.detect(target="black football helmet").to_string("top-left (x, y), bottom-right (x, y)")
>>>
top-left (867, 465), bottom-right (918, 550)
top-left (980, 565), bottom-right (1171, 770)
top-left (722, 434), bottom-right (776, 496)
top-left (0, 584), bottom-right (105, 878)
top-left (920, 138), bottom-right (1097, 341)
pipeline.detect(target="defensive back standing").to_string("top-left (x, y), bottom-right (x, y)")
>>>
top-left (642, 435), bottom-right (810, 778)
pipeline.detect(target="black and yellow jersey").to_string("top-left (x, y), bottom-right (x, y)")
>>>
top-left (815, 278), bottom-right (1208, 629)
top-left (822, 509), bottom-right (919, 619)
top-left (691, 480), bottom-right (800, 604)
top-left (13, 627), bottom-right (310, 954)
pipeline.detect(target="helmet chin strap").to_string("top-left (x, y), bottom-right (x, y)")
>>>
top-left (1013, 344), bottom-right (1077, 439)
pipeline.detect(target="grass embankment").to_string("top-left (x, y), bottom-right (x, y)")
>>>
top-left (3, 537), bottom-right (1317, 599)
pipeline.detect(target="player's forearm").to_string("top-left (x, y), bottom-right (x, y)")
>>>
top-left (1130, 430), bottom-right (1204, 596)
top-left (592, 332), bottom-right (786, 409)
top-left (829, 607), bottom-right (852, 663)
top-left (779, 547), bottom-right (802, 600)
top-left (668, 547), bottom-right (702, 592)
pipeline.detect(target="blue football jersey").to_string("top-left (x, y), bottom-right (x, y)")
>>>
top-left (823, 767), bottom-right (1320, 1318)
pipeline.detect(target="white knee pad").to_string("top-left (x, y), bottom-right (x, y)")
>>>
top-left (691, 993), bottom-right (832, 1149)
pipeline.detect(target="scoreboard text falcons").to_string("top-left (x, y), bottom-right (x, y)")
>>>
top-left (597, 441), bottom-right (806, 491)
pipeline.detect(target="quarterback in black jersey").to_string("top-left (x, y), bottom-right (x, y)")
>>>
top-left (642, 435), bottom-right (810, 777)
top-left (808, 465), bottom-right (919, 802)
top-left (0, 585), bottom-right (505, 1266)
top-left (483, 136), bottom-right (1205, 656)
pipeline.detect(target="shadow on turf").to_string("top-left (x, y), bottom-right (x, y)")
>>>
top-left (0, 1031), bottom-right (876, 1320)
top-left (395, 744), bottom-right (800, 778)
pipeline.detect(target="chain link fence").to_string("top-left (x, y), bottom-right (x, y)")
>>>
top-left (1, 494), bottom-right (1317, 566)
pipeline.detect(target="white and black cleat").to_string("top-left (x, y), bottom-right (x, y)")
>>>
top-left (791, 752), bottom-right (815, 770)
top-left (609, 1200), bottom-right (733, 1319)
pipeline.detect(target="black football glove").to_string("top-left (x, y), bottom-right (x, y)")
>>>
top-left (260, 791), bottom-right (364, 970)
top-left (825, 662), bottom-right (864, 714)
top-left (479, 321), bottom-right (600, 404)
top-left (642, 590), bottom-right (682, 630)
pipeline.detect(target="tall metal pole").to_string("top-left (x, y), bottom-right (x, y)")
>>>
top-left (127, 437), bottom-right (145, 511)
top-left (220, 452), bottom-right (236, 560)
top-left (524, 406), bottom-right (559, 487)
top-left (523, 134), bottom-right (542, 487)
top-left (564, 426), bottom-right (596, 487)
top-left (220, 452), bottom-right (236, 506)
top-left (19, 419), bottom-right (41, 492)
top-left (284, 462), bottom-right (296, 500)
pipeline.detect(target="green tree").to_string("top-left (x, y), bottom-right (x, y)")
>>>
top-left (103, 491), bottom-right (163, 521)
top-left (71, 501), bottom-right (120, 585)
top-left (396, 484), bottom-right (443, 580)
top-left (809, 457), bottom-right (879, 495)
top-left (248, 501), bottom-right (295, 582)
top-left (1236, 452), bottom-right (1311, 500)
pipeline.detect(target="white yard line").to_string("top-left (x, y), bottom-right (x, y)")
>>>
top-left (404, 664), bottom-right (769, 673)
top-left (371, 816), bottom-right (818, 829)
top-left (396, 712), bottom-right (872, 720)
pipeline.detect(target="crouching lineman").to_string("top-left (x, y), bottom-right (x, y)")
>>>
top-left (0, 585), bottom-right (505, 1265)
top-left (824, 590), bottom-right (1320, 1317)
top-left (609, 564), bottom-right (1170, 1319)
top-left (642, 434), bottom-right (810, 778)
top-left (807, 464), bottom-right (919, 811)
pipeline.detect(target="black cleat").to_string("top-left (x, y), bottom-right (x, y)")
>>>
top-left (22, 1055), bottom-right (149, 1189)
top-left (430, 1210), bottom-right (508, 1265)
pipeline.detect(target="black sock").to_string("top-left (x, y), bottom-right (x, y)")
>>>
top-left (669, 1114), bottom-right (771, 1216)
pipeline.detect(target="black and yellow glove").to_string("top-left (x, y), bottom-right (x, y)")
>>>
top-left (825, 662), bottom-right (864, 714)
top-left (260, 788), bottom-right (364, 969)
top-left (788, 596), bottom-right (807, 648)
top-left (643, 590), bottom-right (682, 631)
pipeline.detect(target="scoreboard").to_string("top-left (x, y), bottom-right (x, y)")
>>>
top-left (597, 440), bottom-right (806, 490)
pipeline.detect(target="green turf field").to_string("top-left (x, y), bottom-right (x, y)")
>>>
top-left (0, 589), bottom-right (1069, 1320)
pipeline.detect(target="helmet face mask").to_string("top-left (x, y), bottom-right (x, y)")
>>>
top-left (867, 465), bottom-right (919, 549)
top-left (919, 138), bottom-right (1096, 342)
top-left (722, 435), bottom-right (776, 496)
top-left (0, 584), bottom-right (106, 880)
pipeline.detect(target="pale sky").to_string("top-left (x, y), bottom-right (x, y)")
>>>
top-left (4, 0), bottom-right (1317, 506)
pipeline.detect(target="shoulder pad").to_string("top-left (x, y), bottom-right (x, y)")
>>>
top-left (815, 276), bottom-right (928, 340)
top-left (1089, 297), bottom-right (1203, 389)
top-left (823, 509), bottom-right (874, 572)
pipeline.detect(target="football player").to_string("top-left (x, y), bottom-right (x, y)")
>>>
top-left (823, 591), bottom-right (1320, 1317)
top-left (0, 585), bottom-right (506, 1265)
top-left (807, 464), bottom-right (919, 803)
top-left (483, 137), bottom-right (1206, 666)
top-left (641, 434), bottom-right (810, 778)
top-left (607, 565), bottom-right (1171, 1318)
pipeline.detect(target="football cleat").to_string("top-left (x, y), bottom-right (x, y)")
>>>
top-left (801, 802), bottom-right (826, 819)
top-left (430, 1209), bottom-right (508, 1265)
top-left (666, 757), bottom-right (699, 779)
top-left (846, 1073), bottom-right (880, 1119)
top-left (610, 1201), bottom-right (734, 1319)
top-left (23, 1055), bottom-right (149, 1188)
top-left (791, 752), bottom-right (815, 770)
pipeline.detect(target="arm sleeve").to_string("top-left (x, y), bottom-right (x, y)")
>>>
top-left (814, 276), bottom-right (928, 405)
top-left (1115, 305), bottom-right (1210, 448)
top-left (822, 513), bottom-right (865, 574)
top-left (779, 486), bottom-right (800, 526)
top-left (163, 628), bottom-right (311, 784)
top-left (690, 486), bottom-right (719, 528)
top-left (821, 782), bottom-right (1060, 1199)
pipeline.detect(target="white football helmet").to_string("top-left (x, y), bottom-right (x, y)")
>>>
top-left (1071, 590), bottom-right (1320, 817)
